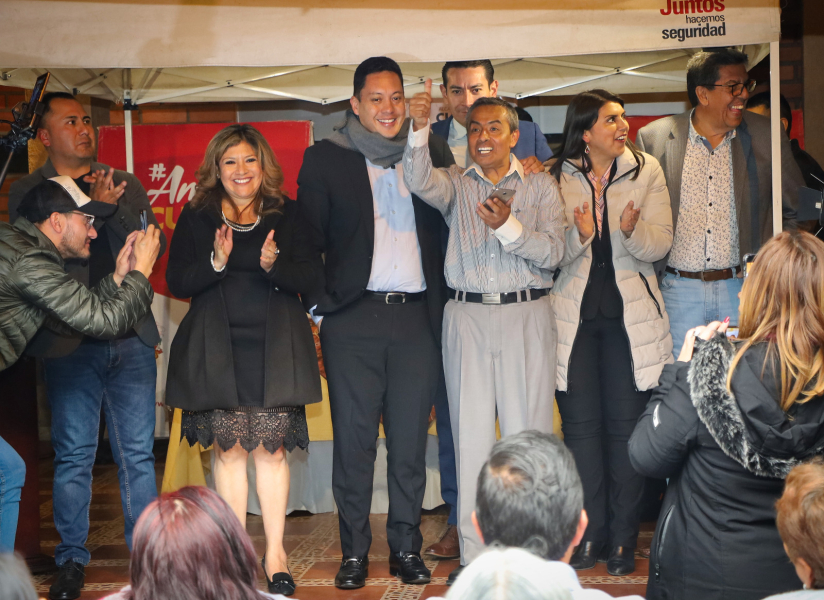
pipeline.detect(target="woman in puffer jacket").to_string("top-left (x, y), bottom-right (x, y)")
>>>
top-left (628, 231), bottom-right (824, 600)
top-left (550, 89), bottom-right (673, 576)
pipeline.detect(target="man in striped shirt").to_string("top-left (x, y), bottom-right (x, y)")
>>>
top-left (404, 83), bottom-right (565, 582)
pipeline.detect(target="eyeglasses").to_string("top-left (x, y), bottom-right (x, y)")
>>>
top-left (68, 211), bottom-right (95, 229)
top-left (705, 79), bottom-right (757, 97)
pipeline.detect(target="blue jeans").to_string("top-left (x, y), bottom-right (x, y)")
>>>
top-left (0, 435), bottom-right (26, 551)
top-left (44, 336), bottom-right (158, 566)
top-left (660, 272), bottom-right (743, 357)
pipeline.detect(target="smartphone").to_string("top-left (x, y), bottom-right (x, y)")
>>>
top-left (484, 188), bottom-right (516, 211)
top-left (742, 253), bottom-right (756, 278)
top-left (139, 209), bottom-right (148, 232)
top-left (725, 327), bottom-right (739, 339)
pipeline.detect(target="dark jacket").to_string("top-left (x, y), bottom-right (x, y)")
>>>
top-left (297, 136), bottom-right (454, 344)
top-left (629, 336), bottom-right (824, 600)
top-left (635, 111), bottom-right (802, 279)
top-left (431, 116), bottom-right (553, 162)
top-left (0, 219), bottom-right (154, 371)
top-left (164, 200), bottom-right (322, 411)
top-left (9, 159), bottom-right (167, 356)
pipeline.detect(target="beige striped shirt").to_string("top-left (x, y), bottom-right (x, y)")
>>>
top-left (403, 124), bottom-right (565, 294)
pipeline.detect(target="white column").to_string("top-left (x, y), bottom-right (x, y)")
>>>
top-left (769, 41), bottom-right (782, 236)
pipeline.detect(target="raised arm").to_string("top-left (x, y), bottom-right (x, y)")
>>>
top-left (165, 205), bottom-right (226, 299)
top-left (15, 254), bottom-right (154, 340)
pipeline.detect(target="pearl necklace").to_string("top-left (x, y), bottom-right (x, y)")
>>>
top-left (221, 210), bottom-right (261, 232)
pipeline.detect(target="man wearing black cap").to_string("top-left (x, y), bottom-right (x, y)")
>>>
top-left (8, 92), bottom-right (165, 600)
top-left (0, 177), bottom-right (161, 369)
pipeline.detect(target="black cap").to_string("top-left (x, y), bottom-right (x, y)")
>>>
top-left (17, 176), bottom-right (118, 223)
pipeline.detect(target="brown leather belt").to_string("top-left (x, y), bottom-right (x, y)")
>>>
top-left (665, 266), bottom-right (740, 281)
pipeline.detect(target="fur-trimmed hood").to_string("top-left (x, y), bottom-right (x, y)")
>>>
top-left (688, 336), bottom-right (824, 479)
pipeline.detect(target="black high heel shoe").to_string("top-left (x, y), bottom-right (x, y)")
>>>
top-left (262, 555), bottom-right (296, 597)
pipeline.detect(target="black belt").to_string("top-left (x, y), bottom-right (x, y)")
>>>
top-left (665, 266), bottom-right (740, 281)
top-left (449, 288), bottom-right (550, 305)
top-left (363, 291), bottom-right (425, 304)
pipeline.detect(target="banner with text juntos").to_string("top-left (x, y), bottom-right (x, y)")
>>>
top-left (97, 121), bottom-right (312, 435)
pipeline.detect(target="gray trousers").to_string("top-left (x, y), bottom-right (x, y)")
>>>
top-left (442, 295), bottom-right (557, 564)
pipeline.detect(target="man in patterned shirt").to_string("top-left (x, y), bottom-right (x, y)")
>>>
top-left (404, 82), bottom-right (565, 583)
top-left (636, 49), bottom-right (802, 355)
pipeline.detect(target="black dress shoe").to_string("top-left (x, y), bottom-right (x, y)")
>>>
top-left (606, 546), bottom-right (636, 576)
top-left (389, 551), bottom-right (431, 584)
top-left (262, 555), bottom-right (296, 596)
top-left (48, 561), bottom-right (85, 600)
top-left (569, 541), bottom-right (605, 571)
top-left (446, 565), bottom-right (465, 586)
top-left (335, 556), bottom-right (368, 589)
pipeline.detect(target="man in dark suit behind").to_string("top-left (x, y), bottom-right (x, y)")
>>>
top-left (8, 92), bottom-right (166, 600)
top-left (635, 49), bottom-right (802, 357)
top-left (297, 57), bottom-right (454, 590)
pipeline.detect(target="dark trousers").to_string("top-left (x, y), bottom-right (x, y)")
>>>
top-left (433, 372), bottom-right (458, 526)
top-left (320, 295), bottom-right (441, 557)
top-left (555, 313), bottom-right (650, 548)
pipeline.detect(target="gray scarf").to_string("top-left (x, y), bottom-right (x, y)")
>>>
top-left (326, 109), bottom-right (411, 168)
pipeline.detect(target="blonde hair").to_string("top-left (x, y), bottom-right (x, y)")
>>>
top-left (446, 547), bottom-right (573, 600)
top-left (775, 458), bottom-right (824, 589)
top-left (729, 231), bottom-right (824, 411)
top-left (190, 124), bottom-right (284, 218)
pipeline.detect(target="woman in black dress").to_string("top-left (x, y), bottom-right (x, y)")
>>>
top-left (165, 124), bottom-right (322, 597)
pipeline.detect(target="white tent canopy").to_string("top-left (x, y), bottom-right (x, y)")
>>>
top-left (2, 0), bottom-right (783, 231)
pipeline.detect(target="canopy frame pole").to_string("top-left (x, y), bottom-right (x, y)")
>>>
top-left (769, 41), bottom-right (782, 236)
top-left (124, 89), bottom-right (134, 174)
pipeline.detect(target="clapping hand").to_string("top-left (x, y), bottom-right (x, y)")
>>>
top-left (260, 230), bottom-right (279, 273)
top-left (409, 79), bottom-right (432, 132)
top-left (213, 225), bottom-right (233, 271)
top-left (620, 200), bottom-right (641, 237)
top-left (84, 168), bottom-right (127, 205)
top-left (574, 202), bottom-right (595, 243)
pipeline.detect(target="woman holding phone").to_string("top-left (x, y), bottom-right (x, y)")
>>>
top-left (550, 89), bottom-right (673, 576)
top-left (165, 124), bottom-right (322, 596)
top-left (629, 230), bottom-right (824, 600)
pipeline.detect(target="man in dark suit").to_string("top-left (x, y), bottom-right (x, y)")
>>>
top-left (635, 49), bottom-right (802, 357)
top-left (298, 57), bottom-right (454, 589)
top-left (432, 60), bottom-right (552, 172)
top-left (8, 92), bottom-right (165, 600)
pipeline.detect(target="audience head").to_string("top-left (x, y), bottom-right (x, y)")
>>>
top-left (36, 92), bottom-right (96, 167)
top-left (125, 486), bottom-right (268, 600)
top-left (775, 458), bottom-right (824, 590)
top-left (686, 49), bottom-right (752, 131)
top-left (0, 553), bottom-right (38, 600)
top-left (474, 430), bottom-right (586, 562)
top-left (465, 96), bottom-right (519, 174)
top-left (732, 231), bottom-right (824, 410)
top-left (350, 56), bottom-right (406, 139)
top-left (550, 89), bottom-right (643, 181)
top-left (746, 90), bottom-right (793, 134)
top-left (446, 547), bottom-right (574, 600)
top-left (19, 177), bottom-right (118, 259)
top-left (440, 60), bottom-right (498, 128)
top-left (192, 123), bottom-right (284, 217)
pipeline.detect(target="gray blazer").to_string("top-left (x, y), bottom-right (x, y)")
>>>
top-left (635, 110), bottom-right (802, 278)
top-left (8, 159), bottom-right (167, 357)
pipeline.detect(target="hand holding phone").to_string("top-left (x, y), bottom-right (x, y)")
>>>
top-left (484, 188), bottom-right (516, 211)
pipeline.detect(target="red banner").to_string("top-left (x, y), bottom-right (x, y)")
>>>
top-left (97, 121), bottom-right (313, 297)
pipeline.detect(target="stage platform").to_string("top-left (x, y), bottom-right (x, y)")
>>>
top-left (30, 459), bottom-right (652, 599)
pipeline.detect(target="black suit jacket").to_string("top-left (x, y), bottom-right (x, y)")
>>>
top-left (297, 137), bottom-right (455, 344)
top-left (8, 159), bottom-right (167, 356)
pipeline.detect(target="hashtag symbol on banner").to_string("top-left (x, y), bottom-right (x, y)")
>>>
top-left (149, 163), bottom-right (166, 181)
